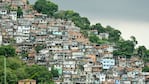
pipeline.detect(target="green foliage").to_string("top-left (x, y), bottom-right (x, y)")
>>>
top-left (142, 66), bottom-right (149, 72)
top-left (130, 36), bottom-right (138, 46)
top-left (0, 45), bottom-right (16, 57)
top-left (90, 23), bottom-right (105, 33)
top-left (6, 68), bottom-right (18, 84)
top-left (143, 57), bottom-right (149, 63)
top-left (54, 10), bottom-right (90, 30)
top-left (80, 30), bottom-right (88, 38)
top-left (0, 56), bottom-right (59, 84)
top-left (17, 6), bottom-right (23, 18)
top-left (73, 17), bottom-right (90, 30)
top-left (34, 0), bottom-right (58, 16)
top-left (54, 10), bottom-right (79, 20)
top-left (137, 46), bottom-right (147, 58)
top-left (89, 34), bottom-right (107, 44)
top-left (145, 50), bottom-right (149, 57)
top-left (78, 65), bottom-right (84, 71)
top-left (35, 44), bottom-right (45, 53)
top-left (0, 57), bottom-right (23, 84)
top-left (5, 5), bottom-right (11, 13)
top-left (89, 34), bottom-right (100, 43)
top-left (6, 57), bottom-right (22, 70)
top-left (27, 0), bottom-right (29, 4)
top-left (113, 40), bottom-right (135, 58)
top-left (51, 66), bottom-right (59, 77)
top-left (21, 52), bottom-right (28, 58)
top-left (25, 65), bottom-right (53, 83)
top-left (105, 26), bottom-right (121, 42)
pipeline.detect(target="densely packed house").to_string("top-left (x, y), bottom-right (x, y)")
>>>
top-left (0, 0), bottom-right (148, 84)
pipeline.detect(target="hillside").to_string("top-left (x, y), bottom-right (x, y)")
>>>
top-left (0, 0), bottom-right (149, 84)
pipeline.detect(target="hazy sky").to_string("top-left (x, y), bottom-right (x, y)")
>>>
top-left (29, 0), bottom-right (149, 48)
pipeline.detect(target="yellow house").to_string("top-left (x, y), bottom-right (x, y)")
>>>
top-left (18, 79), bottom-right (36, 84)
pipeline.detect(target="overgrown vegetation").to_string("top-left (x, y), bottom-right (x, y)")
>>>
top-left (0, 45), bottom-right (59, 84)
top-left (0, 45), bottom-right (16, 57)
top-left (142, 66), bottom-right (149, 72)
top-left (17, 6), bottom-right (23, 18)
top-left (34, 0), bottom-right (58, 16)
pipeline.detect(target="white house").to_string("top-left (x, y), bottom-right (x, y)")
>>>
top-left (127, 70), bottom-right (139, 78)
top-left (106, 45), bottom-right (114, 53)
top-left (35, 49), bottom-right (49, 64)
top-left (72, 52), bottom-right (84, 59)
top-left (99, 73), bottom-right (106, 83)
top-left (98, 33), bottom-right (109, 39)
top-left (15, 36), bottom-right (23, 44)
top-left (9, 11), bottom-right (17, 21)
top-left (101, 58), bottom-right (115, 69)
top-left (83, 63), bottom-right (93, 72)
top-left (63, 60), bottom-right (77, 74)
top-left (0, 8), bottom-right (7, 15)
top-left (15, 25), bottom-right (31, 43)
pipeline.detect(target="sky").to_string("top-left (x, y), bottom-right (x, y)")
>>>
top-left (29, 0), bottom-right (149, 49)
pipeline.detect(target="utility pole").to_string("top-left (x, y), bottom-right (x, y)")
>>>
top-left (4, 56), bottom-right (6, 84)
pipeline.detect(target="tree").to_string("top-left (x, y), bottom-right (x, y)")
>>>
top-left (5, 5), bottom-right (11, 13)
top-left (142, 66), bottom-right (149, 72)
top-left (89, 34), bottom-right (100, 43)
top-left (25, 65), bottom-right (53, 83)
top-left (105, 26), bottom-right (121, 42)
top-left (34, 0), bottom-right (58, 16)
top-left (0, 56), bottom-right (24, 84)
top-left (80, 30), bottom-right (88, 38)
top-left (145, 50), bottom-right (149, 57)
top-left (17, 6), bottom-right (23, 18)
top-left (130, 36), bottom-right (138, 46)
top-left (35, 44), bottom-right (45, 53)
top-left (51, 66), bottom-right (59, 77)
top-left (0, 55), bottom-right (57, 84)
top-left (109, 30), bottom-right (121, 42)
top-left (6, 57), bottom-right (22, 70)
top-left (27, 0), bottom-right (29, 4)
top-left (137, 46), bottom-right (147, 58)
top-left (90, 23), bottom-right (105, 33)
top-left (54, 10), bottom-right (90, 30)
top-left (113, 40), bottom-right (135, 58)
top-left (0, 45), bottom-right (16, 57)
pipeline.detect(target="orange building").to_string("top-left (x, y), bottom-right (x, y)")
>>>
top-left (18, 79), bottom-right (36, 84)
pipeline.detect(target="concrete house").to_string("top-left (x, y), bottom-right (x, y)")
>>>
top-left (92, 64), bottom-right (102, 73)
top-left (63, 59), bottom-right (77, 83)
top-left (72, 51), bottom-right (84, 59)
top-left (98, 33), bottom-right (109, 39)
top-left (84, 63), bottom-right (93, 73)
top-left (118, 57), bottom-right (127, 67)
top-left (99, 73), bottom-right (106, 83)
top-left (101, 58), bottom-right (115, 69)
top-left (9, 11), bottom-right (17, 21)
top-left (126, 67), bottom-right (142, 78)
top-left (47, 40), bottom-right (63, 51)
top-left (35, 49), bottom-right (49, 65)
top-left (18, 79), bottom-right (36, 84)
top-left (0, 8), bottom-right (7, 15)
top-left (15, 24), bottom-right (31, 43)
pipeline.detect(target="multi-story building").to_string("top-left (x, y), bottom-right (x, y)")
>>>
top-left (100, 58), bottom-right (115, 69)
